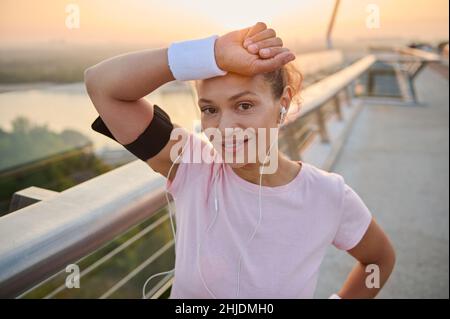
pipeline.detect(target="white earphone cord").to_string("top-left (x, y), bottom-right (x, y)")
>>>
top-left (143, 106), bottom-right (285, 299)
top-left (235, 129), bottom-right (280, 298)
top-left (199, 107), bottom-right (285, 299)
top-left (142, 147), bottom-right (184, 299)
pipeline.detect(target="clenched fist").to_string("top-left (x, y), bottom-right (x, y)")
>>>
top-left (214, 22), bottom-right (296, 76)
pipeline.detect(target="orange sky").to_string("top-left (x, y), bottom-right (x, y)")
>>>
top-left (0, 0), bottom-right (448, 47)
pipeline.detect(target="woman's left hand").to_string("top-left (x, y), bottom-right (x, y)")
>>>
top-left (215, 22), bottom-right (296, 76)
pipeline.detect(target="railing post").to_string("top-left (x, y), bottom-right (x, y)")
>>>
top-left (284, 126), bottom-right (302, 161)
top-left (333, 95), bottom-right (343, 121)
top-left (345, 83), bottom-right (353, 107)
top-left (9, 186), bottom-right (59, 213)
top-left (367, 69), bottom-right (375, 96)
top-left (316, 108), bottom-right (330, 143)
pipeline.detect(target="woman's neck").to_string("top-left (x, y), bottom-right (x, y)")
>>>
top-left (231, 153), bottom-right (302, 187)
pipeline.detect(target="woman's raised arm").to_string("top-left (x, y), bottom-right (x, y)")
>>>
top-left (84, 48), bottom-right (174, 144)
top-left (84, 22), bottom-right (295, 180)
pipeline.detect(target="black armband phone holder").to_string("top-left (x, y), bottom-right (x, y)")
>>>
top-left (91, 104), bottom-right (174, 161)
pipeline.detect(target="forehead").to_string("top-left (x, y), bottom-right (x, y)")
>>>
top-left (195, 72), bottom-right (271, 101)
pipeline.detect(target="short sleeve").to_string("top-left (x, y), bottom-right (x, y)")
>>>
top-left (332, 183), bottom-right (373, 251)
top-left (166, 156), bottom-right (188, 197)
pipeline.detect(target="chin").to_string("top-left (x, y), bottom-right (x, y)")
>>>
top-left (215, 147), bottom-right (253, 168)
top-left (226, 161), bottom-right (248, 169)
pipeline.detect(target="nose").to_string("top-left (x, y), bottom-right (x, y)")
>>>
top-left (201, 111), bottom-right (232, 144)
top-left (217, 110), bottom-right (244, 135)
top-left (202, 110), bottom-right (246, 146)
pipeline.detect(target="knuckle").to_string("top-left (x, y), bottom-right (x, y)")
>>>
top-left (257, 21), bottom-right (267, 29)
top-left (267, 28), bottom-right (276, 37)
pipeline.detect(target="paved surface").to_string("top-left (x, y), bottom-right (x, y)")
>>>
top-left (314, 64), bottom-right (449, 298)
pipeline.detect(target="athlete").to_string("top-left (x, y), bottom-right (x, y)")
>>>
top-left (85, 22), bottom-right (395, 299)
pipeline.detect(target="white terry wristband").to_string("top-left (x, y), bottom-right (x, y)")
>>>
top-left (167, 35), bottom-right (227, 81)
top-left (329, 293), bottom-right (342, 299)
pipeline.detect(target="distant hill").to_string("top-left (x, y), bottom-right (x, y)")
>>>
top-left (0, 116), bottom-right (92, 171)
top-left (0, 44), bottom-right (148, 83)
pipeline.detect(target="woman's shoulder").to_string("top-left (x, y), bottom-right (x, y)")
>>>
top-left (301, 161), bottom-right (346, 194)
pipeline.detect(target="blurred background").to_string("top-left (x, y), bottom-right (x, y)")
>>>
top-left (0, 0), bottom-right (448, 299)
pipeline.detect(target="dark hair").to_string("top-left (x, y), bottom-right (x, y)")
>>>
top-left (262, 62), bottom-right (303, 109)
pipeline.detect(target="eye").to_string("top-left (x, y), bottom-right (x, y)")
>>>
top-left (201, 107), bottom-right (218, 115)
top-left (237, 102), bottom-right (253, 111)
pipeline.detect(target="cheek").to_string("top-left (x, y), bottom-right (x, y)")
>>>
top-left (254, 103), bottom-right (279, 129)
top-left (200, 118), bottom-right (221, 137)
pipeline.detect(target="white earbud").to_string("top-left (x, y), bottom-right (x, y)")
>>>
top-left (279, 105), bottom-right (287, 125)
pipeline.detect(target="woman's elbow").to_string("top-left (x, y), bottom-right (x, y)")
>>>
top-left (84, 66), bottom-right (98, 96)
top-left (379, 240), bottom-right (396, 279)
top-left (387, 242), bottom-right (396, 272)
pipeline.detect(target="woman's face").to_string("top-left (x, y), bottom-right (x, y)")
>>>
top-left (195, 72), bottom-right (290, 168)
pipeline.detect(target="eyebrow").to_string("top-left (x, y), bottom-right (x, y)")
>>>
top-left (198, 90), bottom-right (257, 104)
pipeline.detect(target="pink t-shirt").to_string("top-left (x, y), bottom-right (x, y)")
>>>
top-left (166, 132), bottom-right (372, 299)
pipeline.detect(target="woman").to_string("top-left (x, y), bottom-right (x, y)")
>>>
top-left (85, 22), bottom-right (395, 299)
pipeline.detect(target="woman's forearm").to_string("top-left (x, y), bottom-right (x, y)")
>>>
top-left (84, 47), bottom-right (174, 101)
top-left (337, 258), bottom-right (395, 299)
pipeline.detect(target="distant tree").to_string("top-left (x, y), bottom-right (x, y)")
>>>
top-left (60, 129), bottom-right (91, 147)
top-left (0, 117), bottom-right (113, 216)
top-left (0, 116), bottom-right (91, 171)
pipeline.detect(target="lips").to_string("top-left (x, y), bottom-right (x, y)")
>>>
top-left (222, 138), bottom-right (249, 152)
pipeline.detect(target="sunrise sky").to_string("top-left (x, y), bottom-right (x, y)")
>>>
top-left (0, 0), bottom-right (448, 47)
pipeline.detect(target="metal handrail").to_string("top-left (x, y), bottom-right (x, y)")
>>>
top-left (40, 212), bottom-right (171, 299)
top-left (278, 54), bottom-right (376, 160)
top-left (293, 55), bottom-right (376, 119)
top-left (0, 160), bottom-right (168, 297)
